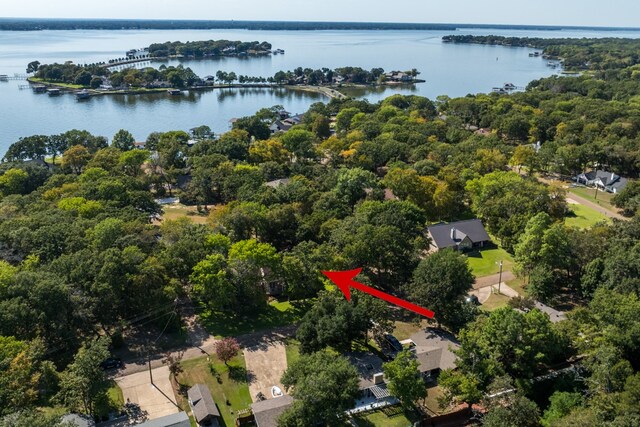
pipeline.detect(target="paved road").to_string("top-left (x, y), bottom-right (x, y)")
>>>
top-left (474, 271), bottom-right (515, 289)
top-left (566, 193), bottom-right (626, 221)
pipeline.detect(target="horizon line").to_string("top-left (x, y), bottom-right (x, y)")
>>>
top-left (0, 17), bottom-right (639, 31)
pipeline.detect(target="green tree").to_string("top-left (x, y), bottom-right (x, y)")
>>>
top-left (409, 249), bottom-right (476, 331)
top-left (483, 393), bottom-right (540, 427)
top-left (0, 337), bottom-right (43, 415)
top-left (541, 391), bottom-right (582, 427)
top-left (190, 254), bottom-right (234, 310)
top-left (0, 169), bottom-right (29, 197)
top-left (296, 290), bottom-right (388, 353)
top-left (383, 349), bottom-right (427, 409)
top-left (56, 337), bottom-right (110, 415)
top-left (279, 351), bottom-right (359, 426)
top-left (61, 145), bottom-right (92, 174)
top-left (112, 129), bottom-right (135, 151)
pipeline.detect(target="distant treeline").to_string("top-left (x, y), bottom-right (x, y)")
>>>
top-left (442, 35), bottom-right (640, 70)
top-left (147, 40), bottom-right (272, 58)
top-left (3, 18), bottom-right (640, 32)
top-left (0, 18), bottom-right (457, 31)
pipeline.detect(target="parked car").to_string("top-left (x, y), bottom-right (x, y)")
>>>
top-left (466, 295), bottom-right (480, 305)
top-left (383, 334), bottom-right (403, 352)
top-left (100, 357), bottom-right (123, 370)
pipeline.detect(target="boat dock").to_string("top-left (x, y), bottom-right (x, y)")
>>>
top-left (0, 73), bottom-right (28, 81)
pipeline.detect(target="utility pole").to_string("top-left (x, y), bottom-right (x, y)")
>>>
top-left (146, 345), bottom-right (154, 387)
top-left (497, 260), bottom-right (503, 295)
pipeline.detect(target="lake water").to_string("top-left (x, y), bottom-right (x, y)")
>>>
top-left (1, 27), bottom-right (640, 151)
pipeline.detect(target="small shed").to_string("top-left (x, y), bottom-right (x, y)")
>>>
top-left (188, 384), bottom-right (221, 426)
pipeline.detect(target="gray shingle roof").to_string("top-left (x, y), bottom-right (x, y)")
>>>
top-left (251, 395), bottom-right (294, 427)
top-left (346, 352), bottom-right (386, 390)
top-left (188, 384), bottom-right (220, 424)
top-left (136, 412), bottom-right (190, 427)
top-left (410, 328), bottom-right (460, 372)
top-left (427, 219), bottom-right (491, 250)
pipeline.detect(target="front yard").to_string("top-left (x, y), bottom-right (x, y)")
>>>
top-left (465, 247), bottom-right (514, 277)
top-left (565, 203), bottom-right (610, 229)
top-left (199, 299), bottom-right (311, 338)
top-left (176, 355), bottom-right (252, 427)
top-left (569, 186), bottom-right (616, 212)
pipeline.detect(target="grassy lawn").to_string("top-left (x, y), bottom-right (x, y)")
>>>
top-left (162, 205), bottom-right (209, 225)
top-left (506, 277), bottom-right (526, 296)
top-left (392, 320), bottom-right (425, 341)
top-left (176, 355), bottom-right (252, 427)
top-left (199, 299), bottom-right (311, 338)
top-left (94, 380), bottom-right (124, 417)
top-left (29, 77), bottom-right (85, 89)
top-left (569, 186), bottom-right (616, 212)
top-left (423, 384), bottom-right (446, 416)
top-left (465, 247), bottom-right (514, 277)
top-left (284, 338), bottom-right (301, 366)
top-left (565, 203), bottom-right (611, 229)
top-left (351, 406), bottom-right (420, 427)
top-left (481, 292), bottom-right (512, 311)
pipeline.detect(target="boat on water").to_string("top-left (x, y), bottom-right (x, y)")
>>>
top-left (167, 89), bottom-right (182, 96)
top-left (76, 89), bottom-right (91, 100)
top-left (47, 88), bottom-right (61, 96)
top-left (0, 75), bottom-right (8, 82)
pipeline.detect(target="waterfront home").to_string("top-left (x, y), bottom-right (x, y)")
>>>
top-left (427, 219), bottom-right (491, 251)
top-left (133, 141), bottom-right (146, 149)
top-left (384, 71), bottom-right (413, 83)
top-left (574, 170), bottom-right (628, 194)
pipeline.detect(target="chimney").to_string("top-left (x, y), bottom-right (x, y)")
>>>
top-left (373, 373), bottom-right (384, 385)
top-left (611, 172), bottom-right (616, 180)
top-left (450, 227), bottom-right (456, 241)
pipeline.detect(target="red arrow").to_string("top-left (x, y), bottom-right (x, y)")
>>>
top-left (321, 268), bottom-right (435, 319)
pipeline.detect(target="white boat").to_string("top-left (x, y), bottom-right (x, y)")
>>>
top-left (271, 386), bottom-right (283, 397)
top-left (76, 89), bottom-right (91, 100)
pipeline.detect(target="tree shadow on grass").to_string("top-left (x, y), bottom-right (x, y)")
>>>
top-left (199, 300), bottom-right (313, 338)
top-left (228, 365), bottom-right (254, 384)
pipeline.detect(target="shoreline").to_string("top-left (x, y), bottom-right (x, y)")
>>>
top-left (25, 78), bottom-right (424, 100)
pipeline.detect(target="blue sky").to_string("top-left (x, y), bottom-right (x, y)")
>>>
top-left (2, 0), bottom-right (640, 28)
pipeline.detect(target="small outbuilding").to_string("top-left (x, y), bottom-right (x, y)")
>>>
top-left (188, 384), bottom-right (221, 426)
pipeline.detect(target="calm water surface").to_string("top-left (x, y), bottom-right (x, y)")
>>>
top-left (1, 28), bottom-right (640, 150)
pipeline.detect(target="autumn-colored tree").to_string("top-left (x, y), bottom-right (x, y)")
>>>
top-left (215, 337), bottom-right (240, 366)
